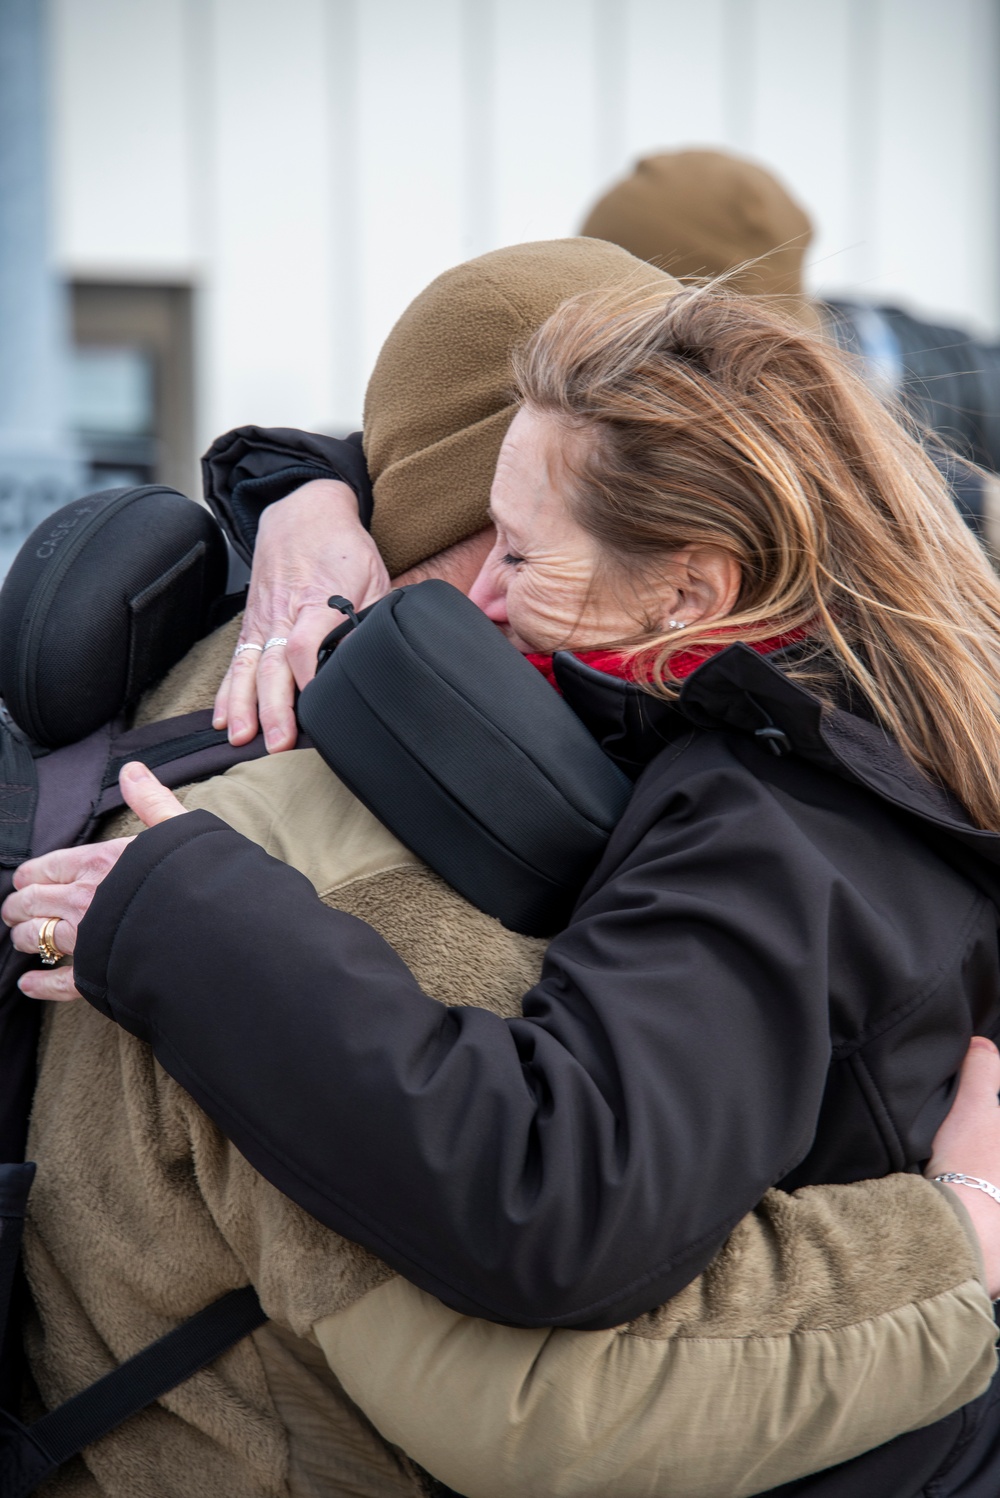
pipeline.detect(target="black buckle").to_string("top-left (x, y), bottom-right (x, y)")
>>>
top-left (316, 596), bottom-right (361, 671)
top-left (754, 725), bottom-right (791, 757)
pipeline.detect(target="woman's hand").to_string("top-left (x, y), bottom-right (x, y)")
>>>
top-left (214, 479), bottom-right (391, 754)
top-left (928, 1037), bottom-right (1000, 1297)
top-left (1, 764), bottom-right (188, 1001)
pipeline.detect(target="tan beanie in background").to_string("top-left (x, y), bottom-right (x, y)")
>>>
top-left (580, 148), bottom-right (821, 335)
top-left (363, 238), bottom-right (676, 577)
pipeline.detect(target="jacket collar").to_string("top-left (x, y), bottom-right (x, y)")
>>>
top-left (554, 641), bottom-right (1000, 865)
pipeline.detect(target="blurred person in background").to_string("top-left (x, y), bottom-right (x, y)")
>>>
top-left (580, 147), bottom-right (1000, 544)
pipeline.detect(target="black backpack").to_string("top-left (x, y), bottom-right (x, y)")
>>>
top-left (0, 487), bottom-right (280, 1492)
top-left (0, 486), bottom-right (631, 1492)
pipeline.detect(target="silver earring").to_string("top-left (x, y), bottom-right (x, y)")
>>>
top-left (667, 619), bottom-right (684, 631)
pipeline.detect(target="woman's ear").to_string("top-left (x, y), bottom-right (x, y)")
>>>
top-left (666, 546), bottom-right (742, 626)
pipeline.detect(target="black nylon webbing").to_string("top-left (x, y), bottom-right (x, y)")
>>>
top-left (0, 725), bottom-right (37, 869)
top-left (100, 726), bottom-right (231, 792)
top-left (0, 1165), bottom-right (34, 1356)
top-left (27, 1286), bottom-right (266, 1467)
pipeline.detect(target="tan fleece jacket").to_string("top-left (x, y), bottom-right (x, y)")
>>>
top-left (23, 617), bottom-right (998, 1498)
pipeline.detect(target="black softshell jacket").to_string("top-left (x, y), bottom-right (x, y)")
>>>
top-left (74, 642), bottom-right (1000, 1319)
top-left (70, 427), bottom-right (1000, 1494)
top-left (73, 641), bottom-right (1000, 1497)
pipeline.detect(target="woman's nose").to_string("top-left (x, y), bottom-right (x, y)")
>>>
top-left (468, 562), bottom-right (508, 623)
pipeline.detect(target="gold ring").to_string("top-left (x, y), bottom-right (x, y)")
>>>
top-left (38, 917), bottom-right (64, 967)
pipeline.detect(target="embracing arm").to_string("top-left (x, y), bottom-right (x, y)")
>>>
top-left (73, 756), bottom-right (838, 1329)
top-left (316, 1176), bottom-right (996, 1498)
top-left (17, 759), bottom-right (1000, 1489)
top-left (328, 1042), bottom-right (1000, 1494)
top-left (205, 424), bottom-right (391, 753)
top-left (202, 425), bottom-right (374, 559)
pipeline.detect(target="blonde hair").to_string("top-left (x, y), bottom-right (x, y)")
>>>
top-left (513, 283), bottom-right (1000, 830)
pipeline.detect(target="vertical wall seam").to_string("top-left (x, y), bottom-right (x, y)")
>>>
top-left (993, 0), bottom-right (1000, 329)
top-left (846, 0), bottom-right (878, 291)
top-left (461, 0), bottom-right (495, 258)
top-left (181, 0), bottom-right (215, 474)
top-left (723, 0), bottom-right (756, 150)
top-left (592, 0), bottom-right (628, 189)
top-left (327, 0), bottom-right (362, 430)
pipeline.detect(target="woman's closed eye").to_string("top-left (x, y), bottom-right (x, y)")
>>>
top-left (501, 552), bottom-right (525, 567)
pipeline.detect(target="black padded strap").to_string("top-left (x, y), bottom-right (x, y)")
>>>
top-left (28, 1286), bottom-right (265, 1469)
top-left (0, 1165), bottom-right (34, 1355)
top-left (92, 709), bottom-right (312, 821)
top-left (101, 725), bottom-right (234, 792)
top-left (0, 724), bottom-right (37, 870)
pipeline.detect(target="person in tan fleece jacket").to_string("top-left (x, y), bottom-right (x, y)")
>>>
top-left (12, 240), bottom-right (1000, 1498)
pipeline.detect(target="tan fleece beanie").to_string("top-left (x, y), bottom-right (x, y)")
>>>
top-left (363, 238), bottom-right (677, 577)
top-left (580, 149), bottom-right (821, 334)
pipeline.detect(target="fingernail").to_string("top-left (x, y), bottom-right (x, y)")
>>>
top-left (212, 714), bottom-right (225, 730)
top-left (971, 1036), bottom-right (998, 1054)
top-left (122, 761), bottom-right (148, 782)
top-left (231, 719), bottom-right (246, 740)
top-left (265, 728), bottom-right (282, 751)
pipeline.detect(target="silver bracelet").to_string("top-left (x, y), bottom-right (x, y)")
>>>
top-left (934, 1172), bottom-right (1000, 1209)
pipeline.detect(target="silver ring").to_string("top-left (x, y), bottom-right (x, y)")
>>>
top-left (233, 641), bottom-right (264, 659)
top-left (262, 637), bottom-right (289, 652)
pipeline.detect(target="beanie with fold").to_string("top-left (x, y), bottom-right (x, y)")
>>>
top-left (363, 238), bottom-right (677, 578)
top-left (580, 149), bottom-right (821, 334)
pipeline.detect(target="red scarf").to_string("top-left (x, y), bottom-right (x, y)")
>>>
top-left (525, 630), bottom-right (805, 692)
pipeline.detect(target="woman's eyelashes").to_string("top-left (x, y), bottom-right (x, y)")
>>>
top-left (500, 552), bottom-right (525, 567)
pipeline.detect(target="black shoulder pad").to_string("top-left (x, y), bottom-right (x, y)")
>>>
top-left (0, 487), bottom-right (228, 747)
top-left (297, 580), bottom-right (632, 937)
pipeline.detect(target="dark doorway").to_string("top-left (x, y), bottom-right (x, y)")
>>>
top-left (70, 283), bottom-right (196, 499)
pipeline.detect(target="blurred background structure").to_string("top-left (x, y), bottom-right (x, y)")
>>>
top-left (1, 0), bottom-right (998, 565)
top-left (0, 0), bottom-right (81, 572)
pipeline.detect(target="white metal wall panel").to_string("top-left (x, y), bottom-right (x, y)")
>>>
top-left (868, 0), bottom-right (1000, 332)
top-left (491, 0), bottom-right (603, 247)
top-left (197, 0), bottom-right (337, 439)
top-left (746, 0), bottom-right (860, 291)
top-left (50, 0), bottom-right (196, 275)
top-left (50, 0), bottom-right (1000, 436)
top-left (353, 0), bottom-right (467, 395)
top-left (619, 0), bottom-right (729, 164)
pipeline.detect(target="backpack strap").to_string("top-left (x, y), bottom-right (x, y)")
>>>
top-left (0, 709), bottom-right (293, 1165)
top-left (0, 709), bottom-right (307, 1457)
top-left (0, 723), bottom-right (39, 872)
top-left (0, 1164), bottom-right (35, 1415)
top-left (0, 1166), bottom-right (34, 1352)
top-left (297, 581), bottom-right (632, 937)
top-left (0, 1285), bottom-right (266, 1498)
top-left (91, 709), bottom-right (282, 823)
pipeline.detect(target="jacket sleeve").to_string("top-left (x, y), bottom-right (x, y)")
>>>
top-left (201, 425), bottom-right (374, 564)
top-left (314, 1179), bottom-right (997, 1498)
top-left (73, 769), bottom-right (839, 1330)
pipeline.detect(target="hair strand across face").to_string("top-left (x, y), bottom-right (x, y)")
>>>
top-left (514, 283), bottom-right (1000, 830)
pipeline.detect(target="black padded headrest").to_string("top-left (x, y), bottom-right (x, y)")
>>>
top-left (297, 580), bottom-right (633, 937)
top-left (0, 486), bottom-right (228, 747)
